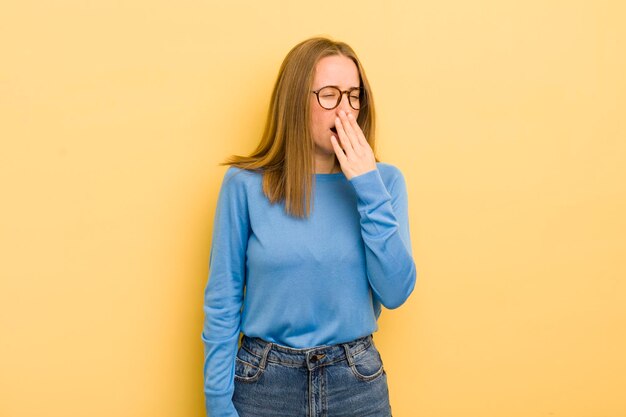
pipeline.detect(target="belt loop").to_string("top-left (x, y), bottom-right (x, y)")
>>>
top-left (258, 340), bottom-right (273, 370)
top-left (342, 343), bottom-right (355, 367)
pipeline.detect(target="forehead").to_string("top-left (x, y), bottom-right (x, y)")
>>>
top-left (312, 55), bottom-right (360, 89)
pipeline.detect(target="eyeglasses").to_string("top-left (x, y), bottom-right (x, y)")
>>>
top-left (311, 86), bottom-right (363, 110)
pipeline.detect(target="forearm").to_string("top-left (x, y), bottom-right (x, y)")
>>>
top-left (350, 167), bottom-right (417, 309)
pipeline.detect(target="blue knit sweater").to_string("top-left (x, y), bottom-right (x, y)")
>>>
top-left (202, 162), bottom-right (416, 416)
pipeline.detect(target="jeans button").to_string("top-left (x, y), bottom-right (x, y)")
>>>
top-left (311, 353), bottom-right (325, 362)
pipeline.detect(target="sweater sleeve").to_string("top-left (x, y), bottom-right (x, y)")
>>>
top-left (349, 166), bottom-right (416, 309)
top-left (201, 167), bottom-right (248, 417)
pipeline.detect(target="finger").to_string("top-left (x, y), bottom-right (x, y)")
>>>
top-left (330, 135), bottom-right (347, 165)
top-left (338, 111), bottom-right (360, 151)
top-left (335, 116), bottom-right (354, 156)
top-left (347, 112), bottom-right (369, 148)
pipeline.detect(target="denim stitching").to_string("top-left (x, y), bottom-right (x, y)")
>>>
top-left (241, 336), bottom-right (372, 367)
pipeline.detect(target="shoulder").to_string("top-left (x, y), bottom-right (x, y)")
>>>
top-left (376, 162), bottom-right (404, 177)
top-left (216, 167), bottom-right (263, 207)
top-left (375, 162), bottom-right (407, 191)
top-left (221, 166), bottom-right (263, 189)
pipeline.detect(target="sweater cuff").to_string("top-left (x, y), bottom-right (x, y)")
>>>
top-left (205, 391), bottom-right (239, 417)
top-left (348, 168), bottom-right (391, 207)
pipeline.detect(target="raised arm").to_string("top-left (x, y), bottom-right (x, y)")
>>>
top-left (349, 166), bottom-right (416, 309)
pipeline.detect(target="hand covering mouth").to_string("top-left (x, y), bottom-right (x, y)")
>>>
top-left (330, 127), bottom-right (337, 134)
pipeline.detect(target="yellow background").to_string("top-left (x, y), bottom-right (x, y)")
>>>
top-left (1, 1), bottom-right (625, 416)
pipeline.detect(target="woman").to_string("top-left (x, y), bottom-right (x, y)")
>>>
top-left (202, 36), bottom-right (416, 417)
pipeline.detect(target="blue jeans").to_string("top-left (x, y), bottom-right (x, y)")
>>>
top-left (232, 333), bottom-right (393, 417)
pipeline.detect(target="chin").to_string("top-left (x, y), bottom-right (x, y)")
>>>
top-left (322, 142), bottom-right (337, 155)
top-left (314, 142), bottom-right (336, 156)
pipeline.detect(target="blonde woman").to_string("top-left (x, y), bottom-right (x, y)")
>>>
top-left (202, 36), bottom-right (416, 417)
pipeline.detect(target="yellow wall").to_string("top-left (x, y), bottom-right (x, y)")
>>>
top-left (1, 1), bottom-right (625, 416)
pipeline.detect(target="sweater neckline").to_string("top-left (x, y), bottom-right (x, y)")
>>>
top-left (314, 171), bottom-right (345, 182)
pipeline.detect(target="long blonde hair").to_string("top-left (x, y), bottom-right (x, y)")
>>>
top-left (223, 37), bottom-right (377, 218)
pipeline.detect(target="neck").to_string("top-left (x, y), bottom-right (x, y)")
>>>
top-left (314, 155), bottom-right (339, 174)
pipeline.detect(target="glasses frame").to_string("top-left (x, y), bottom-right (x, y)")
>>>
top-left (311, 86), bottom-right (363, 110)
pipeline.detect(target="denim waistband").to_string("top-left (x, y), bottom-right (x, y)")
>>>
top-left (240, 333), bottom-right (374, 370)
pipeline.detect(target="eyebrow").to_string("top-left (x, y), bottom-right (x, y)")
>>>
top-left (322, 85), bottom-right (361, 90)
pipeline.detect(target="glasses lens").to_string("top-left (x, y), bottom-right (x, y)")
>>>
top-left (316, 87), bottom-right (362, 110)
top-left (318, 87), bottom-right (340, 109)
top-left (348, 90), bottom-right (361, 110)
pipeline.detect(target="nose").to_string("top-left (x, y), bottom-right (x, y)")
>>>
top-left (335, 92), bottom-right (356, 116)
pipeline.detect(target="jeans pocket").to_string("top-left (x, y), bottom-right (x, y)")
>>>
top-left (349, 342), bottom-right (385, 382)
top-left (234, 346), bottom-right (265, 383)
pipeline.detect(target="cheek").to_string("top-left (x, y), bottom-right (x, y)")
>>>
top-left (311, 108), bottom-right (329, 131)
